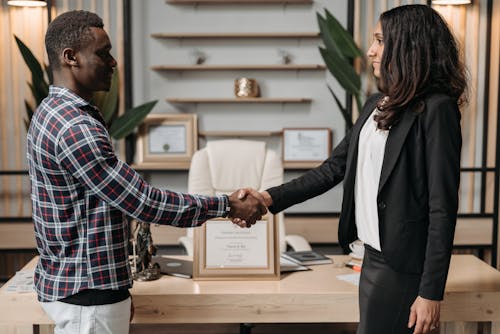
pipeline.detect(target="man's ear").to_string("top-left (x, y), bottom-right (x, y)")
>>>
top-left (62, 48), bottom-right (78, 66)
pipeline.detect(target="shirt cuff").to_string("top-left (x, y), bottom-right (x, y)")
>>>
top-left (220, 194), bottom-right (231, 218)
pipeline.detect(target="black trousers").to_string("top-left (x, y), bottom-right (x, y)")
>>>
top-left (357, 245), bottom-right (421, 334)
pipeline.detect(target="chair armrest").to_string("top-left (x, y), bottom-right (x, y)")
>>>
top-left (178, 236), bottom-right (194, 257)
top-left (285, 234), bottom-right (312, 252)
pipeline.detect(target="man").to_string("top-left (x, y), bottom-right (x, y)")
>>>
top-left (27, 10), bottom-right (265, 334)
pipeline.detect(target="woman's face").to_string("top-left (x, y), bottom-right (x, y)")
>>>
top-left (367, 21), bottom-right (384, 78)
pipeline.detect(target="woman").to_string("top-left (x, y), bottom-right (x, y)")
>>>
top-left (236, 4), bottom-right (467, 334)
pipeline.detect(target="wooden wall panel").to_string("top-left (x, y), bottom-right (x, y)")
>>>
top-left (490, 0), bottom-right (500, 268)
top-left (0, 4), bottom-right (47, 218)
top-left (0, 1), bottom-right (124, 218)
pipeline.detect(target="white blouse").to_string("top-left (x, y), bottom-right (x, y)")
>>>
top-left (354, 109), bottom-right (389, 251)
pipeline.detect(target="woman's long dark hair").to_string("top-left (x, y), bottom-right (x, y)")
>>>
top-left (374, 5), bottom-right (468, 130)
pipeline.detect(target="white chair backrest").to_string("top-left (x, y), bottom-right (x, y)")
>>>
top-left (187, 139), bottom-right (286, 252)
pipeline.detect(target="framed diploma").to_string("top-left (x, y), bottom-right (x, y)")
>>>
top-left (136, 114), bottom-right (197, 164)
top-left (282, 128), bottom-right (332, 163)
top-left (193, 216), bottom-right (280, 280)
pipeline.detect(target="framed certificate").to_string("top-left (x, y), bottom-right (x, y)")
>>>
top-left (282, 128), bottom-right (332, 163)
top-left (136, 114), bottom-right (197, 164)
top-left (193, 216), bottom-right (279, 280)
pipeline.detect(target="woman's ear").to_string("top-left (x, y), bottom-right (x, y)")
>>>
top-left (62, 48), bottom-right (78, 66)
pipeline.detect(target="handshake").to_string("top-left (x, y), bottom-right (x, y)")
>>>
top-left (227, 188), bottom-right (273, 228)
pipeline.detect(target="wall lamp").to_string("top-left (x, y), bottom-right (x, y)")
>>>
top-left (7, 0), bottom-right (46, 7)
top-left (431, 0), bottom-right (471, 4)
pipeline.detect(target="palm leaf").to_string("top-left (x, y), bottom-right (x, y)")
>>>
top-left (23, 100), bottom-right (35, 131)
top-left (14, 35), bottom-right (45, 81)
top-left (15, 35), bottom-right (49, 127)
top-left (317, 13), bottom-right (345, 63)
top-left (28, 81), bottom-right (48, 106)
top-left (91, 91), bottom-right (107, 112)
top-left (324, 9), bottom-right (363, 58)
top-left (101, 71), bottom-right (120, 123)
top-left (109, 101), bottom-right (158, 139)
top-left (319, 47), bottom-right (360, 95)
top-left (327, 85), bottom-right (353, 128)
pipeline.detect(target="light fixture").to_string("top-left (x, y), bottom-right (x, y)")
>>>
top-left (432, 0), bottom-right (471, 4)
top-left (7, 0), bottom-right (47, 7)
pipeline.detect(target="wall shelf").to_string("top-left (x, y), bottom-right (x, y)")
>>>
top-left (167, 0), bottom-right (313, 4)
top-left (151, 32), bottom-right (319, 39)
top-left (131, 162), bottom-right (191, 171)
top-left (166, 97), bottom-right (311, 104)
top-left (283, 161), bottom-right (322, 170)
top-left (151, 64), bottom-right (326, 71)
top-left (199, 130), bottom-right (282, 137)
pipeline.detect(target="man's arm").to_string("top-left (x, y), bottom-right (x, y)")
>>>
top-left (56, 122), bottom-right (265, 226)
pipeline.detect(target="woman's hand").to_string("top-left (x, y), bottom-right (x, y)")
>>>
top-left (408, 296), bottom-right (440, 333)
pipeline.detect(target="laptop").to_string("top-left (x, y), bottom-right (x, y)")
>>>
top-left (152, 256), bottom-right (193, 279)
top-left (152, 255), bottom-right (310, 278)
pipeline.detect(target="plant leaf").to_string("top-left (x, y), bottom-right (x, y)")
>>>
top-left (24, 100), bottom-right (34, 120)
top-left (327, 85), bottom-right (353, 128)
top-left (15, 35), bottom-right (50, 126)
top-left (319, 47), bottom-right (360, 95)
top-left (317, 12), bottom-right (344, 63)
top-left (102, 71), bottom-right (119, 123)
top-left (324, 9), bottom-right (363, 58)
top-left (92, 70), bottom-right (119, 124)
top-left (44, 63), bottom-right (53, 84)
top-left (28, 81), bottom-right (48, 106)
top-left (24, 100), bottom-right (35, 131)
top-left (14, 35), bottom-right (44, 80)
top-left (109, 101), bottom-right (158, 140)
top-left (92, 91), bottom-right (107, 112)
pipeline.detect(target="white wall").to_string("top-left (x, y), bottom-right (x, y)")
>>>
top-left (131, 0), bottom-right (350, 213)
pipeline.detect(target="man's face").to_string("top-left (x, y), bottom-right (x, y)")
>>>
top-left (73, 27), bottom-right (116, 94)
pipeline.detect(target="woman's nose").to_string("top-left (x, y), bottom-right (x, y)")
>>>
top-left (366, 44), bottom-right (375, 58)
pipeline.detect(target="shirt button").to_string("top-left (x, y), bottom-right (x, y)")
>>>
top-left (378, 201), bottom-right (386, 209)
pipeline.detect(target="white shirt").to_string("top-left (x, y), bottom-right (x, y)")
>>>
top-left (354, 109), bottom-right (389, 251)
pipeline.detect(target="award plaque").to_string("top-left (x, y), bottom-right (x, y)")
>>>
top-left (136, 114), bottom-right (197, 164)
top-left (193, 216), bottom-right (279, 280)
top-left (282, 128), bottom-right (332, 162)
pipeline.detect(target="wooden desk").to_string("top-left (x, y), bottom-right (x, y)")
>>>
top-left (1, 255), bottom-right (499, 334)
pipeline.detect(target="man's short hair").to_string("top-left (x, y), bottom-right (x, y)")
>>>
top-left (45, 10), bottom-right (104, 70)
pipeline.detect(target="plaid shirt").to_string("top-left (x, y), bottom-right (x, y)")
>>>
top-left (27, 86), bottom-right (229, 302)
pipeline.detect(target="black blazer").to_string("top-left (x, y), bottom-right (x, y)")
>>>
top-left (268, 93), bottom-right (461, 300)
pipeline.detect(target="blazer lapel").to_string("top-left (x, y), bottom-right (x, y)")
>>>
top-left (378, 110), bottom-right (418, 193)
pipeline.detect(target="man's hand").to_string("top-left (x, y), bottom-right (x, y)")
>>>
top-left (408, 296), bottom-right (440, 333)
top-left (228, 188), bottom-right (267, 228)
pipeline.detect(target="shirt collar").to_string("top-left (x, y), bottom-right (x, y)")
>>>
top-left (48, 85), bottom-right (106, 126)
top-left (48, 85), bottom-right (102, 111)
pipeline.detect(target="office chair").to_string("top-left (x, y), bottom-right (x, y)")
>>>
top-left (179, 139), bottom-right (311, 256)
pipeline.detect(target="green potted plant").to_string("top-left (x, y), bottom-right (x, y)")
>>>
top-left (317, 9), bottom-right (364, 130)
top-left (14, 35), bottom-right (157, 139)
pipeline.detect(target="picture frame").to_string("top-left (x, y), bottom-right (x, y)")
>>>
top-left (193, 216), bottom-right (280, 280)
top-left (135, 114), bottom-right (197, 165)
top-left (282, 128), bottom-right (332, 163)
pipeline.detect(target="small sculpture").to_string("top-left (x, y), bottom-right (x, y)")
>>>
top-left (234, 78), bottom-right (260, 98)
top-left (191, 49), bottom-right (207, 65)
top-left (278, 49), bottom-right (293, 65)
top-left (133, 221), bottom-right (160, 281)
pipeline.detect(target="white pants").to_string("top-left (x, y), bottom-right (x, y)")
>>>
top-left (41, 297), bottom-right (131, 334)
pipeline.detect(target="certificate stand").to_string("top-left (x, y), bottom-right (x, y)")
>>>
top-left (193, 216), bottom-right (280, 280)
